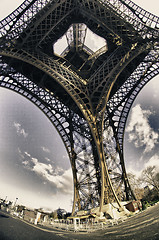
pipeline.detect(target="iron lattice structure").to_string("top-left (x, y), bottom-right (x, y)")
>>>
top-left (0, 0), bottom-right (159, 214)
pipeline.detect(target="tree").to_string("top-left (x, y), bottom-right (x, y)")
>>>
top-left (156, 173), bottom-right (159, 182)
top-left (127, 173), bottom-right (144, 200)
top-left (49, 211), bottom-right (58, 219)
top-left (140, 166), bottom-right (159, 194)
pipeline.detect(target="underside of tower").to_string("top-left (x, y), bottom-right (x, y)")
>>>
top-left (0, 0), bottom-right (159, 215)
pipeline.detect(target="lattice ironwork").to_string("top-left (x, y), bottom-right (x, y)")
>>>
top-left (0, 0), bottom-right (159, 215)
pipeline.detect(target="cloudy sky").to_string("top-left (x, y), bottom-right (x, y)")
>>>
top-left (0, 88), bottom-right (73, 211)
top-left (0, 0), bottom-right (159, 211)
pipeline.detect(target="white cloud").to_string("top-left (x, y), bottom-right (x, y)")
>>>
top-left (17, 148), bottom-right (25, 159)
top-left (144, 155), bottom-right (159, 171)
top-left (127, 154), bottom-right (159, 178)
top-left (41, 146), bottom-right (50, 153)
top-left (126, 165), bottom-right (142, 178)
top-left (31, 157), bottom-right (38, 165)
top-left (13, 122), bottom-right (28, 138)
top-left (31, 159), bottom-right (73, 195)
top-left (85, 28), bottom-right (106, 52)
top-left (126, 104), bottom-right (158, 153)
top-left (45, 157), bottom-right (51, 162)
top-left (22, 160), bottom-right (29, 166)
top-left (32, 161), bottom-right (53, 175)
top-left (62, 155), bottom-right (69, 160)
top-left (20, 150), bottom-right (73, 195)
top-left (24, 152), bottom-right (31, 157)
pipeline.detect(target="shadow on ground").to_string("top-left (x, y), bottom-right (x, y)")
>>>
top-left (0, 213), bottom-right (9, 218)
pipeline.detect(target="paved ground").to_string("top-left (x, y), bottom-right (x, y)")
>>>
top-left (0, 204), bottom-right (159, 240)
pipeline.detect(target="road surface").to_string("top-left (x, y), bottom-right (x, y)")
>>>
top-left (0, 204), bottom-right (159, 240)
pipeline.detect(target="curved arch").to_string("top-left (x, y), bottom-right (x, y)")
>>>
top-left (104, 48), bottom-right (159, 200)
top-left (0, 42), bottom-right (150, 214)
top-left (0, 67), bottom-right (102, 213)
top-left (0, 0), bottom-right (51, 38)
top-left (1, 0), bottom-right (159, 215)
top-left (0, 75), bottom-right (72, 158)
top-left (115, 51), bottom-right (159, 152)
top-left (105, 0), bottom-right (159, 32)
top-left (0, 49), bottom-right (91, 120)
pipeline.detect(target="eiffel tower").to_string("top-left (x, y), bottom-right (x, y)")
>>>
top-left (0, 0), bottom-right (159, 215)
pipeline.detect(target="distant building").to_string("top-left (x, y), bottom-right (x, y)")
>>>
top-left (23, 208), bottom-right (50, 225)
top-left (15, 205), bottom-right (26, 218)
top-left (23, 209), bottom-right (38, 224)
top-left (0, 199), bottom-right (13, 211)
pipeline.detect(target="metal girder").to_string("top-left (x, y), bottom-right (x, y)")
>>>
top-left (103, 48), bottom-right (159, 200)
top-left (107, 48), bottom-right (159, 151)
top-left (65, 24), bottom-right (87, 52)
top-left (0, 0), bottom-right (159, 215)
top-left (0, 59), bottom-right (101, 214)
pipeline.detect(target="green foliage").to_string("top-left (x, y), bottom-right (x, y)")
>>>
top-left (142, 201), bottom-right (151, 210)
top-left (142, 199), bottom-right (159, 210)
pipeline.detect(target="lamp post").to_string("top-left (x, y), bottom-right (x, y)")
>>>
top-left (14, 198), bottom-right (18, 207)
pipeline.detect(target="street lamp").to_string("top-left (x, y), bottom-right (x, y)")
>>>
top-left (14, 198), bottom-right (18, 207)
